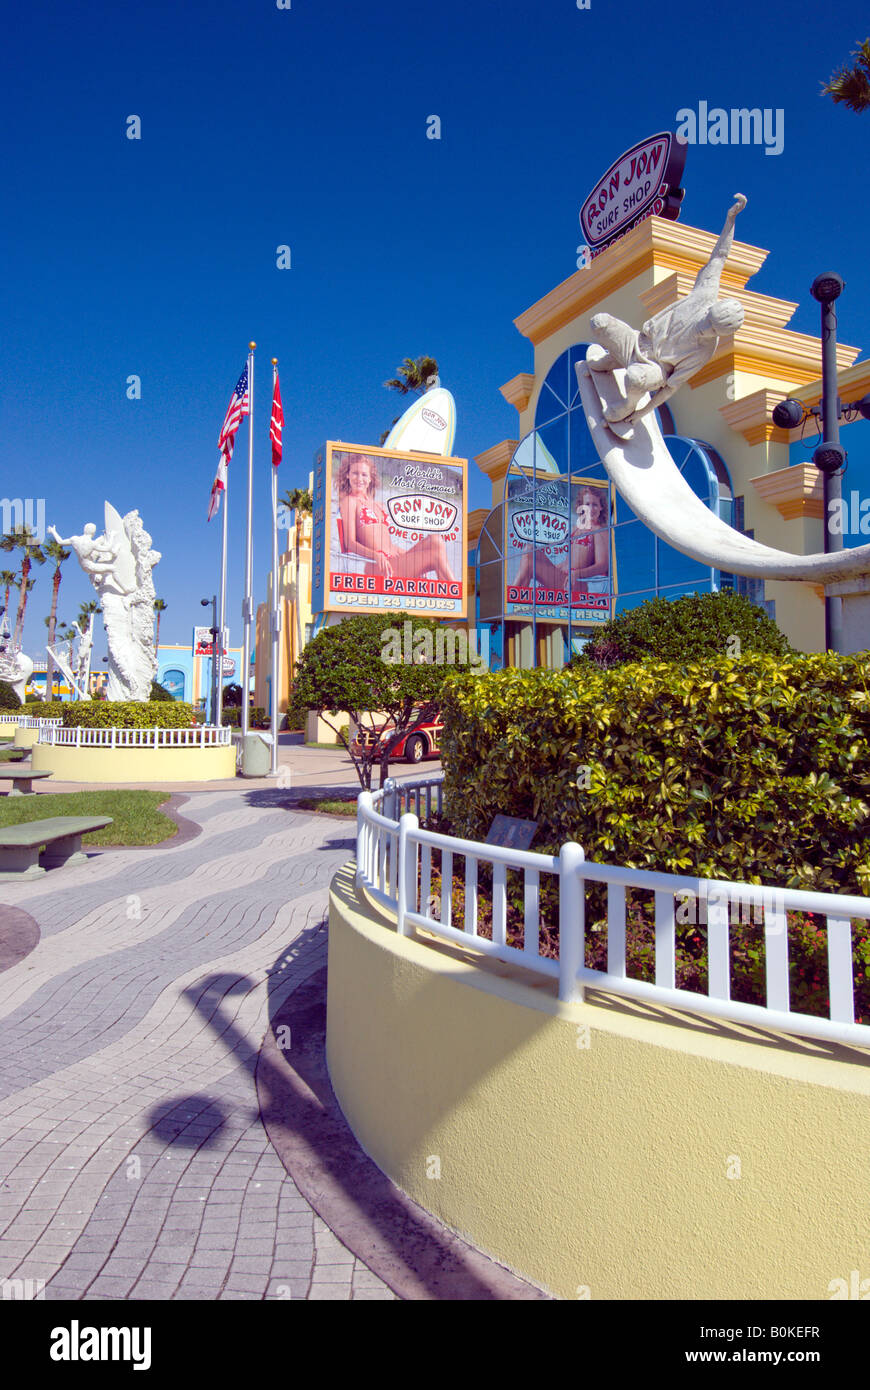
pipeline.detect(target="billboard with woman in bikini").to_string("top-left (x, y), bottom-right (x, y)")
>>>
top-left (311, 442), bottom-right (467, 618)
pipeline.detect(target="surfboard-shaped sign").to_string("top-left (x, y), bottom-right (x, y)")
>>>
top-left (579, 132), bottom-right (686, 259)
top-left (383, 386), bottom-right (456, 457)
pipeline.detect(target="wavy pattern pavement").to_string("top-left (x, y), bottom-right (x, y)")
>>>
top-left (0, 795), bottom-right (393, 1300)
top-left (0, 791), bottom-right (544, 1301)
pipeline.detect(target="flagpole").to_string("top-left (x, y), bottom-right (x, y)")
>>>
top-left (270, 359), bottom-right (280, 777)
top-left (216, 488), bottom-right (228, 727)
top-left (241, 342), bottom-right (256, 741)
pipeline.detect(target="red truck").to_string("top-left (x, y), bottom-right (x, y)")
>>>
top-left (352, 711), bottom-right (443, 765)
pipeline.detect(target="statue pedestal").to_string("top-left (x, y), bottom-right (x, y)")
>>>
top-left (825, 577), bottom-right (870, 656)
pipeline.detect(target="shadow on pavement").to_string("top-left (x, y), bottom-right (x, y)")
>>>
top-left (150, 935), bottom-right (546, 1299)
top-left (258, 950), bottom-right (548, 1300)
top-left (148, 1094), bottom-right (229, 1148)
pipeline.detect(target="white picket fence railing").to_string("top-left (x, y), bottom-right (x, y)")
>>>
top-left (38, 724), bottom-right (232, 748)
top-left (356, 774), bottom-right (870, 1049)
top-left (14, 717), bottom-right (63, 729)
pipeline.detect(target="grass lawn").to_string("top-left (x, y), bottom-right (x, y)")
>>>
top-left (296, 796), bottom-right (358, 817)
top-left (0, 790), bottom-right (177, 845)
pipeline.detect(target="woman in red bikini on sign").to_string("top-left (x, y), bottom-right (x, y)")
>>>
top-left (337, 453), bottom-right (457, 584)
top-left (569, 487), bottom-right (609, 592)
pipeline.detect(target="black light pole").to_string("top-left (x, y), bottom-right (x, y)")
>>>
top-left (811, 273), bottom-right (846, 653)
top-left (201, 596), bottom-right (219, 725)
top-left (772, 272), bottom-right (849, 652)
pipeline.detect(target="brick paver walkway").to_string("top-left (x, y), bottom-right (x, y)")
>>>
top-left (0, 792), bottom-right (395, 1300)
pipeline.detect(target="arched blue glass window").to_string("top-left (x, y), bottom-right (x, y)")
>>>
top-left (477, 345), bottom-right (739, 657)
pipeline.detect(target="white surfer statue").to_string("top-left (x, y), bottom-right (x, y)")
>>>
top-left (586, 194), bottom-right (747, 428)
top-left (50, 505), bottom-right (159, 701)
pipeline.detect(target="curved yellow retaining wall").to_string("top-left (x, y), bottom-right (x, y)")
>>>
top-left (328, 863), bottom-right (870, 1301)
top-left (13, 727), bottom-right (41, 749)
top-left (31, 741), bottom-right (236, 783)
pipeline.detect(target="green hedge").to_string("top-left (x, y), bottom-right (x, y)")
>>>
top-left (285, 688), bottom-right (307, 731)
top-left (440, 653), bottom-right (870, 895)
top-left (23, 700), bottom-right (66, 719)
top-left (62, 701), bottom-right (195, 729)
top-left (221, 707), bottom-right (269, 729)
top-left (574, 590), bottom-right (793, 668)
top-left (0, 682), bottom-right (22, 711)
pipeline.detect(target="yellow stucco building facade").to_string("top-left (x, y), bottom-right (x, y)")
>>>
top-left (475, 212), bottom-right (868, 659)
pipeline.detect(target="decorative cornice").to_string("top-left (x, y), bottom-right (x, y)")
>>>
top-left (689, 324), bottom-right (859, 392)
top-left (719, 389), bottom-right (793, 445)
top-left (475, 439), bottom-right (518, 483)
top-left (499, 373), bottom-right (535, 415)
top-left (638, 273), bottom-right (798, 331)
top-left (467, 508), bottom-right (489, 545)
top-left (513, 215), bottom-right (769, 346)
top-left (750, 463), bottom-right (824, 520)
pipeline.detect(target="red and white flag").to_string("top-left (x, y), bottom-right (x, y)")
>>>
top-left (208, 362), bottom-right (250, 520)
top-left (270, 369), bottom-right (284, 468)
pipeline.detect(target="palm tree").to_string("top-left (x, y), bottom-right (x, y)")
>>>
top-left (278, 487), bottom-right (313, 563)
top-left (278, 487), bottom-right (314, 683)
top-left (77, 599), bottom-right (101, 634)
top-left (153, 598), bottom-right (167, 649)
top-left (43, 538), bottom-right (71, 699)
top-left (279, 487), bottom-right (312, 524)
top-left (0, 526), bottom-right (45, 648)
top-left (384, 355), bottom-right (439, 396)
top-left (380, 355), bottom-right (439, 445)
top-left (0, 569), bottom-right (16, 619)
top-left (823, 38), bottom-right (870, 111)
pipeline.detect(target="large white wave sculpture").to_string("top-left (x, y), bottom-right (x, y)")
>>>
top-left (577, 360), bottom-right (870, 585)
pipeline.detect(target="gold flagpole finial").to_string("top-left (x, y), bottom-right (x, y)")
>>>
top-left (249, 341), bottom-right (257, 351)
top-left (271, 358), bottom-right (278, 366)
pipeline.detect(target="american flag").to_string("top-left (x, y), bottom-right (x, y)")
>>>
top-left (208, 363), bottom-right (250, 520)
top-left (270, 370), bottom-right (284, 468)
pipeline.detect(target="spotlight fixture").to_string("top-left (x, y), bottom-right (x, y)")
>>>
top-left (812, 441), bottom-right (846, 475)
top-left (772, 398), bottom-right (805, 430)
top-left (857, 392), bottom-right (870, 422)
top-left (810, 272), bottom-right (845, 304)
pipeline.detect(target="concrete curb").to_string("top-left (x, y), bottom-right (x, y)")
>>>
top-left (256, 965), bottom-right (550, 1302)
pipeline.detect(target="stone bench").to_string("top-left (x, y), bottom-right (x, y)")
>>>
top-left (0, 768), bottom-right (52, 796)
top-left (0, 817), bottom-right (112, 879)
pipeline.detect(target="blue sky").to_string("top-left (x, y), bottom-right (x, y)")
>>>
top-left (4, 0), bottom-right (869, 660)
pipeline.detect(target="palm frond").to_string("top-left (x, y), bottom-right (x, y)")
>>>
top-left (823, 38), bottom-right (870, 110)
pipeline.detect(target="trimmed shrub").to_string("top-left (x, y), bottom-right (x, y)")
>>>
top-left (574, 591), bottom-right (794, 668)
top-left (23, 700), bottom-right (66, 719)
top-left (150, 680), bottom-right (174, 701)
top-left (221, 707), bottom-right (269, 729)
top-left (62, 700), bottom-right (195, 729)
top-left (0, 681), bottom-right (22, 710)
top-left (285, 688), bottom-right (306, 731)
top-left (440, 652), bottom-right (870, 895)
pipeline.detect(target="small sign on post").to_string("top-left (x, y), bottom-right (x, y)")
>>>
top-left (485, 814), bottom-right (539, 852)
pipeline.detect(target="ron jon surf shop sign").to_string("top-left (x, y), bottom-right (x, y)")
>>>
top-left (579, 132), bottom-right (686, 258)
